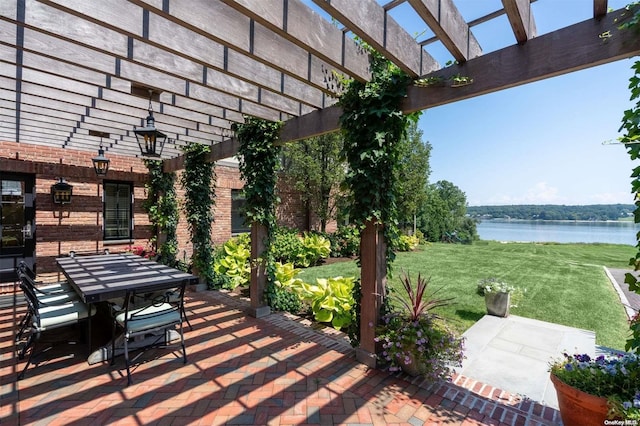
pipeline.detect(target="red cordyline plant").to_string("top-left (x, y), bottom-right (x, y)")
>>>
top-left (392, 272), bottom-right (453, 321)
top-left (375, 271), bottom-right (464, 380)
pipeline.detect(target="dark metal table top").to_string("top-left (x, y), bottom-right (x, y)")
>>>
top-left (56, 253), bottom-right (199, 303)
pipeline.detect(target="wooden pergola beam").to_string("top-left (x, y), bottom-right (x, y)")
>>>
top-left (408, 0), bottom-right (482, 62)
top-left (263, 7), bottom-right (640, 147)
top-left (312, 0), bottom-right (439, 77)
top-left (502, 0), bottom-right (537, 44)
top-left (220, 0), bottom-right (371, 83)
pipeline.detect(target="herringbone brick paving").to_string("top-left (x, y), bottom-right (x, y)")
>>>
top-left (0, 288), bottom-right (561, 425)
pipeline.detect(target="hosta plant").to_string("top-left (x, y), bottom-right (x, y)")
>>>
top-left (213, 236), bottom-right (251, 288)
top-left (267, 262), bottom-right (304, 313)
top-left (396, 234), bottom-right (419, 252)
top-left (297, 233), bottom-right (331, 267)
top-left (292, 276), bottom-right (356, 330)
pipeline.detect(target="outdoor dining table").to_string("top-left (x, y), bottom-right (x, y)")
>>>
top-left (56, 252), bottom-right (199, 364)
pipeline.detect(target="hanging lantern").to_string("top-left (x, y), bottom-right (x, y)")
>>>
top-left (51, 178), bottom-right (73, 204)
top-left (92, 146), bottom-right (110, 176)
top-left (133, 90), bottom-right (166, 158)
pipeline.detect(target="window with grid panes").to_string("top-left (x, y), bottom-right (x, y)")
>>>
top-left (103, 182), bottom-right (132, 240)
top-left (231, 189), bottom-right (250, 234)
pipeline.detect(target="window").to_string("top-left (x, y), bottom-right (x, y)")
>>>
top-left (103, 181), bottom-right (132, 240)
top-left (231, 189), bottom-right (250, 234)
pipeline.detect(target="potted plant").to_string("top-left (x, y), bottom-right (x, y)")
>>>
top-left (375, 272), bottom-right (465, 379)
top-left (476, 277), bottom-right (524, 317)
top-left (549, 352), bottom-right (640, 425)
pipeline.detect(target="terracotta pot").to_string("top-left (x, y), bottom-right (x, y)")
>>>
top-left (550, 374), bottom-right (609, 426)
top-left (484, 292), bottom-right (510, 317)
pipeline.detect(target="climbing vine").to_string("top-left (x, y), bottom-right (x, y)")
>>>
top-left (619, 2), bottom-right (640, 353)
top-left (337, 48), bottom-right (421, 268)
top-left (142, 159), bottom-right (179, 267)
top-left (181, 143), bottom-right (216, 285)
top-left (233, 117), bottom-right (282, 304)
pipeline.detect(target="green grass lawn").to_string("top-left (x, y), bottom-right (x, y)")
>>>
top-left (298, 241), bottom-right (636, 350)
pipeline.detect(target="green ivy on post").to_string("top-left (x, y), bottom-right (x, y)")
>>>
top-left (618, 2), bottom-right (640, 354)
top-left (337, 48), bottom-right (421, 366)
top-left (181, 143), bottom-right (216, 287)
top-left (233, 116), bottom-right (282, 317)
top-left (142, 159), bottom-right (179, 267)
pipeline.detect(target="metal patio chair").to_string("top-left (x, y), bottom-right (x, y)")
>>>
top-left (16, 270), bottom-right (96, 379)
top-left (110, 281), bottom-right (187, 385)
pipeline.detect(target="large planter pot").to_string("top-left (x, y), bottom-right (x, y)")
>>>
top-left (484, 291), bottom-right (510, 317)
top-left (550, 374), bottom-right (609, 426)
top-left (400, 351), bottom-right (427, 377)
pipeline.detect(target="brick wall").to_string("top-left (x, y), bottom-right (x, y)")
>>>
top-left (1, 141), bottom-right (336, 281)
top-left (0, 141), bottom-right (151, 280)
top-left (277, 174), bottom-right (338, 233)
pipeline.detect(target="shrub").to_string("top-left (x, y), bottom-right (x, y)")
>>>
top-left (396, 234), bottom-right (419, 252)
top-left (291, 275), bottom-right (356, 330)
top-left (213, 234), bottom-right (251, 289)
top-left (271, 226), bottom-right (305, 264)
top-left (298, 232), bottom-right (331, 267)
top-left (267, 262), bottom-right (304, 313)
top-left (329, 225), bottom-right (360, 257)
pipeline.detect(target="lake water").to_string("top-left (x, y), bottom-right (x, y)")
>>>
top-left (476, 219), bottom-right (640, 246)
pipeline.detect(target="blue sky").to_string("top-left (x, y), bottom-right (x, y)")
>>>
top-left (391, 0), bottom-right (637, 206)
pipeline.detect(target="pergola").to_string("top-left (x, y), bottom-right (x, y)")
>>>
top-left (2, 0), bottom-right (640, 364)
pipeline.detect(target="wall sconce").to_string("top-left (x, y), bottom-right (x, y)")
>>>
top-left (92, 146), bottom-right (110, 176)
top-left (133, 89), bottom-right (166, 158)
top-left (51, 178), bottom-right (73, 204)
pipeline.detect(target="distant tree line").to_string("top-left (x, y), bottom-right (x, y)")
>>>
top-left (467, 204), bottom-right (635, 221)
top-left (280, 121), bottom-right (479, 244)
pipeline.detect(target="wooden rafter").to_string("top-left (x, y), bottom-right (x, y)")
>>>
top-left (408, 0), bottom-right (482, 63)
top-left (502, 0), bottom-right (537, 44)
top-left (594, 0), bottom-right (608, 19)
top-left (220, 0), bottom-right (371, 83)
top-left (311, 0), bottom-right (439, 77)
top-left (0, 0), bottom-right (637, 166)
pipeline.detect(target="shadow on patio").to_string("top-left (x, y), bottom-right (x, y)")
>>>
top-left (0, 289), bottom-right (559, 425)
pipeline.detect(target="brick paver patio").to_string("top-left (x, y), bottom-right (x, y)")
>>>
top-left (0, 289), bottom-right (560, 425)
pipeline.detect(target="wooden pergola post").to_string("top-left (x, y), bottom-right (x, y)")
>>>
top-left (356, 220), bottom-right (386, 367)
top-left (249, 222), bottom-right (271, 318)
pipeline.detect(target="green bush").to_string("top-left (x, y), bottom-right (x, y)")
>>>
top-left (329, 225), bottom-right (360, 257)
top-left (213, 234), bottom-right (251, 289)
top-left (396, 234), bottom-right (419, 252)
top-left (267, 262), bottom-right (304, 313)
top-left (291, 276), bottom-right (356, 330)
top-left (298, 232), bottom-right (331, 267)
top-left (271, 226), bottom-right (305, 264)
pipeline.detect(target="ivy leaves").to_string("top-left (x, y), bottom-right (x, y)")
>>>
top-left (234, 117), bottom-right (282, 297)
top-left (181, 143), bottom-right (216, 284)
top-left (338, 49), bottom-right (418, 267)
top-left (234, 117), bottom-right (282, 227)
top-left (143, 159), bottom-right (178, 266)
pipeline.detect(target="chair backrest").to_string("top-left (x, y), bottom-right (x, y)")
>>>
top-left (16, 261), bottom-right (36, 279)
top-left (18, 273), bottom-right (41, 322)
top-left (69, 248), bottom-right (110, 257)
top-left (120, 281), bottom-right (186, 334)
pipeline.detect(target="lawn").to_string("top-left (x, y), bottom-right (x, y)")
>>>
top-left (298, 241), bottom-right (636, 350)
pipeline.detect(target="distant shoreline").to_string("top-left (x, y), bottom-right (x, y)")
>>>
top-left (476, 218), bottom-right (637, 224)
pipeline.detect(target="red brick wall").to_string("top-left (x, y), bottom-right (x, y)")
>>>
top-left (1, 141), bottom-right (336, 280)
top-left (277, 174), bottom-right (338, 233)
top-left (0, 141), bottom-right (151, 280)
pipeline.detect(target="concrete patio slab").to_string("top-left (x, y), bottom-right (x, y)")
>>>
top-left (459, 314), bottom-right (596, 410)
